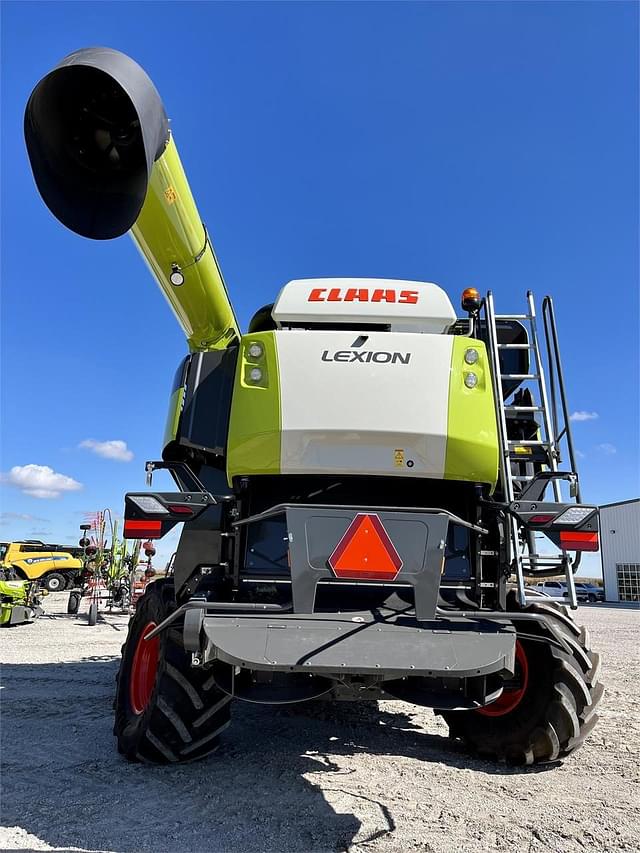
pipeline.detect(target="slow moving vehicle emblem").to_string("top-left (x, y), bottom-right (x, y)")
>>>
top-left (328, 513), bottom-right (403, 581)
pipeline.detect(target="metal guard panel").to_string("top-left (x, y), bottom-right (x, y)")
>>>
top-left (285, 507), bottom-right (450, 620)
top-left (203, 613), bottom-right (516, 678)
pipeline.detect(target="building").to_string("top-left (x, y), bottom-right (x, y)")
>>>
top-left (599, 499), bottom-right (640, 603)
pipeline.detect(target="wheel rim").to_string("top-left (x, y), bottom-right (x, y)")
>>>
top-left (129, 621), bottom-right (160, 715)
top-left (48, 577), bottom-right (61, 590)
top-left (477, 640), bottom-right (529, 717)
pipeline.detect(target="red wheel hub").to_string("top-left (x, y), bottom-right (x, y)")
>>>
top-left (129, 621), bottom-right (160, 715)
top-left (477, 640), bottom-right (529, 717)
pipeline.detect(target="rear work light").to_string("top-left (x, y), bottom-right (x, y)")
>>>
top-left (129, 495), bottom-right (169, 515)
top-left (554, 506), bottom-right (596, 525)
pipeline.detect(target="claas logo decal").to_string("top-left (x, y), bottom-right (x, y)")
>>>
top-left (308, 287), bottom-right (419, 304)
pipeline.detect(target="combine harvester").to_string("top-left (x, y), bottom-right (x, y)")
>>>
top-left (25, 48), bottom-right (603, 765)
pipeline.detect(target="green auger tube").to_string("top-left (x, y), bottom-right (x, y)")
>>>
top-left (24, 47), bottom-right (239, 352)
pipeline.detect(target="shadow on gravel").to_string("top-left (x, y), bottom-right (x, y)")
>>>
top-left (2, 658), bottom-right (551, 853)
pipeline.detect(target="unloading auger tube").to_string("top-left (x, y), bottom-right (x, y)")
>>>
top-left (24, 47), bottom-right (239, 352)
top-left (24, 47), bottom-right (604, 769)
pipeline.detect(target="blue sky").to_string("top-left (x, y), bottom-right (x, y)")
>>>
top-left (1, 1), bottom-right (638, 573)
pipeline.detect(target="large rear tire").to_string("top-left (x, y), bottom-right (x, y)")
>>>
top-left (440, 600), bottom-right (603, 765)
top-left (114, 580), bottom-right (232, 764)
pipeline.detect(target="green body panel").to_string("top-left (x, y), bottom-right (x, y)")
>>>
top-left (163, 386), bottom-right (185, 447)
top-left (132, 136), bottom-right (239, 352)
top-left (0, 579), bottom-right (30, 602)
top-left (227, 333), bottom-right (281, 484)
top-left (0, 579), bottom-right (33, 626)
top-left (444, 337), bottom-right (499, 487)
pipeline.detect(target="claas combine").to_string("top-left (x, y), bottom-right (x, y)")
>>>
top-left (24, 48), bottom-right (603, 765)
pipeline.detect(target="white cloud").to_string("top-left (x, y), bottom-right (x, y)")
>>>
top-left (597, 443), bottom-right (617, 455)
top-left (570, 411), bottom-right (599, 422)
top-left (0, 511), bottom-right (49, 522)
top-left (79, 439), bottom-right (134, 462)
top-left (2, 464), bottom-right (83, 499)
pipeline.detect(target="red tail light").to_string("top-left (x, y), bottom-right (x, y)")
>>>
top-left (124, 519), bottom-right (162, 539)
top-left (560, 530), bottom-right (599, 552)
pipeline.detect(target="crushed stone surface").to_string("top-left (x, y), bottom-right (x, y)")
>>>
top-left (1, 594), bottom-right (638, 852)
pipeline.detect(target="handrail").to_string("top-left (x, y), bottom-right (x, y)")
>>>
top-left (542, 297), bottom-right (582, 502)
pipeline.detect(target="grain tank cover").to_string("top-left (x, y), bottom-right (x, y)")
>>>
top-left (272, 279), bottom-right (457, 333)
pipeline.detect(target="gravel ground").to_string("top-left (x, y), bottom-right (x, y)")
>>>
top-left (1, 593), bottom-right (639, 853)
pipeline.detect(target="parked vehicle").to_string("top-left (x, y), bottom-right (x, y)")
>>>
top-left (575, 583), bottom-right (605, 603)
top-left (535, 581), bottom-right (570, 599)
top-left (534, 581), bottom-right (601, 603)
top-left (0, 541), bottom-right (82, 591)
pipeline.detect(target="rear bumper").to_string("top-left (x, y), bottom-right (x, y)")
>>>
top-left (200, 611), bottom-right (516, 680)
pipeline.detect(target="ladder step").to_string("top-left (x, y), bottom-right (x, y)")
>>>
top-left (507, 440), bottom-right (551, 446)
top-left (504, 405), bottom-right (544, 412)
top-left (495, 314), bottom-right (532, 320)
top-left (500, 373), bottom-right (540, 380)
top-left (512, 475), bottom-right (534, 481)
top-left (498, 343), bottom-right (533, 349)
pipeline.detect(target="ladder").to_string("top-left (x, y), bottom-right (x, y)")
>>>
top-left (483, 292), bottom-right (582, 608)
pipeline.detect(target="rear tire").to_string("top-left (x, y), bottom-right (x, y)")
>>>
top-left (87, 602), bottom-right (98, 626)
top-left (440, 600), bottom-right (603, 765)
top-left (67, 591), bottom-right (80, 614)
top-left (43, 572), bottom-right (66, 592)
top-left (114, 580), bottom-right (232, 764)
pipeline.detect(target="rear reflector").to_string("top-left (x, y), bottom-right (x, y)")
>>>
top-left (167, 505), bottom-right (195, 515)
top-left (529, 514), bottom-right (556, 525)
top-left (328, 513), bottom-right (402, 581)
top-left (559, 531), bottom-right (599, 552)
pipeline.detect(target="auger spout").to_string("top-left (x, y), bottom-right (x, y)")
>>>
top-left (24, 47), bottom-right (239, 351)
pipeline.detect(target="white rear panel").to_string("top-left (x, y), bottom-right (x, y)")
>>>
top-left (276, 330), bottom-right (453, 477)
top-left (272, 278), bottom-right (457, 334)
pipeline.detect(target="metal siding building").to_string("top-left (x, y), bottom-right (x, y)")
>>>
top-left (599, 499), bottom-right (640, 603)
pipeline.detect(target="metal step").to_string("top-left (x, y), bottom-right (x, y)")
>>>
top-left (498, 343), bottom-right (533, 349)
top-left (507, 439), bottom-right (551, 446)
top-left (522, 555), bottom-right (566, 566)
top-left (500, 373), bottom-right (540, 380)
top-left (495, 314), bottom-right (532, 320)
top-left (504, 405), bottom-right (544, 412)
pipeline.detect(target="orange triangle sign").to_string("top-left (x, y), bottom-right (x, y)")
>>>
top-left (328, 513), bottom-right (402, 581)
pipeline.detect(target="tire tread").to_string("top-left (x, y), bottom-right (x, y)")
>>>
top-left (441, 600), bottom-right (603, 765)
top-left (114, 580), bottom-right (232, 764)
